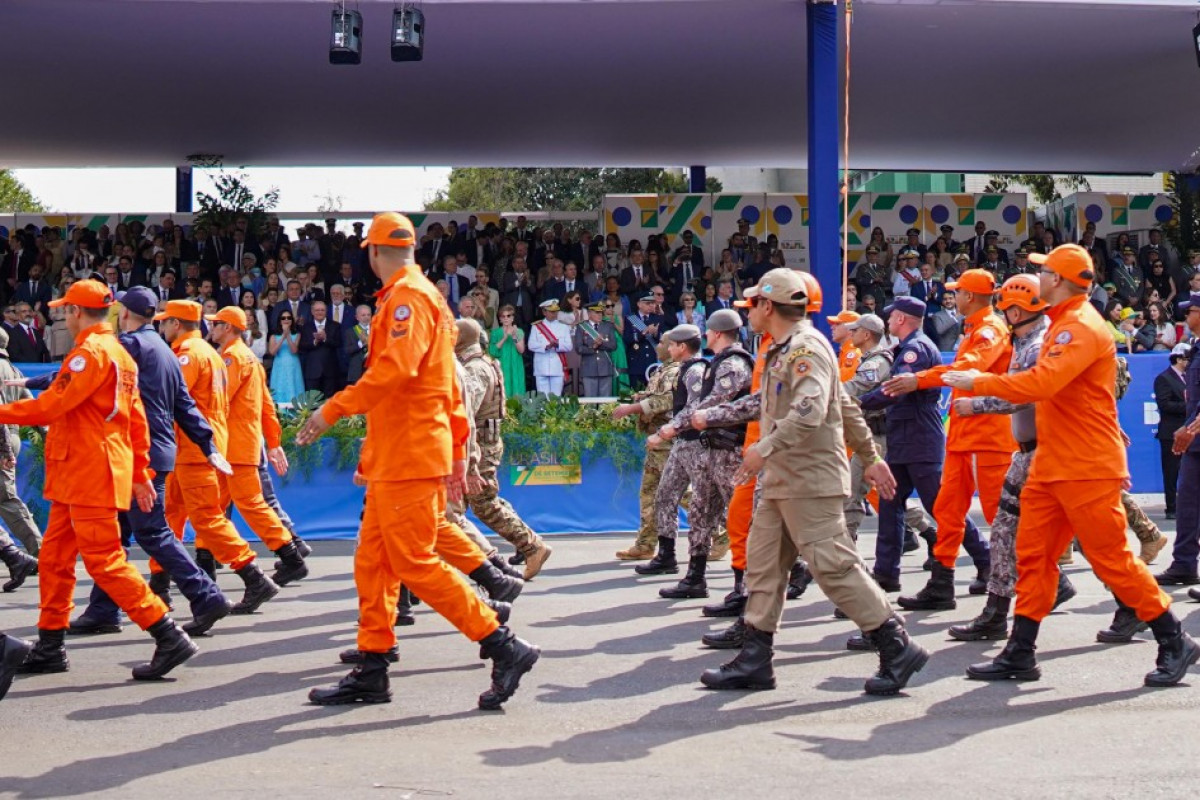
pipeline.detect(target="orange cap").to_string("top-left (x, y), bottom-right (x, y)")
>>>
top-left (1029, 244), bottom-right (1094, 288)
top-left (945, 268), bottom-right (996, 295)
top-left (825, 310), bottom-right (860, 325)
top-left (205, 306), bottom-right (248, 330)
top-left (48, 279), bottom-right (114, 309)
top-left (360, 212), bottom-right (417, 249)
top-left (153, 299), bottom-right (203, 323)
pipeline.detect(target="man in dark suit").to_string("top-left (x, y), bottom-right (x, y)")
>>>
top-left (226, 230), bottom-right (260, 275)
top-left (453, 215), bottom-right (483, 266)
top-left (8, 303), bottom-right (48, 363)
top-left (1156, 344), bottom-right (1190, 519)
top-left (197, 228), bottom-right (229, 275)
top-left (500, 256), bottom-right (537, 328)
top-left (540, 260), bottom-right (568, 305)
top-left (965, 221), bottom-right (989, 262)
top-left (270, 280), bottom-right (312, 333)
top-left (214, 270), bottom-right (249, 310)
top-left (154, 271), bottom-right (186, 302)
top-left (419, 223), bottom-right (451, 268)
top-left (622, 293), bottom-right (665, 390)
top-left (12, 264), bottom-right (52, 317)
top-left (665, 249), bottom-right (701, 311)
top-left (670, 230), bottom-right (706, 273)
top-left (114, 255), bottom-right (146, 290)
top-left (911, 262), bottom-right (946, 311)
top-left (510, 215), bottom-right (535, 247)
top-left (706, 279), bottom-right (737, 317)
top-left (298, 300), bottom-right (343, 398)
top-left (619, 250), bottom-right (655, 302)
top-left (925, 290), bottom-right (961, 351)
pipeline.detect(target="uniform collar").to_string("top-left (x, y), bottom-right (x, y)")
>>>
top-left (219, 337), bottom-right (243, 356)
top-left (375, 262), bottom-right (421, 299)
top-left (172, 329), bottom-right (203, 352)
top-left (962, 305), bottom-right (994, 333)
top-left (1046, 293), bottom-right (1088, 322)
top-left (74, 321), bottom-right (113, 345)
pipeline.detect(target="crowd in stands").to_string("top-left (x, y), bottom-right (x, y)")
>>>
top-left (0, 212), bottom-right (1194, 402)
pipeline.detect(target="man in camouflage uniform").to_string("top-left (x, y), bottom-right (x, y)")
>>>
top-left (612, 341), bottom-right (682, 560)
top-left (456, 320), bottom-right (553, 581)
top-left (946, 275), bottom-right (1076, 642)
top-left (0, 329), bottom-right (38, 591)
top-left (646, 310), bottom-right (754, 599)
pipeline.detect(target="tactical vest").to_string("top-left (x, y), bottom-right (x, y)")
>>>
top-left (859, 348), bottom-right (895, 435)
top-left (463, 351), bottom-right (506, 441)
top-left (698, 348), bottom-right (755, 450)
top-left (672, 357), bottom-right (708, 442)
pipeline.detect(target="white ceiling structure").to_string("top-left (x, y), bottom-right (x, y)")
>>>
top-left (2, 0), bottom-right (1200, 172)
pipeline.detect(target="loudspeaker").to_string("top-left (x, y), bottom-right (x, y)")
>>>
top-left (330, 9), bottom-right (363, 65)
top-left (391, 6), bottom-right (425, 62)
top-left (1194, 21), bottom-right (1200, 70)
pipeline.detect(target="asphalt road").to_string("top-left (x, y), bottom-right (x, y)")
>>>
top-left (2, 515), bottom-right (1199, 799)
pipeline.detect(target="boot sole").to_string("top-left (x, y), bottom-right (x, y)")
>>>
top-left (659, 589), bottom-right (709, 599)
top-left (701, 638), bottom-right (744, 650)
top-left (132, 641), bottom-right (200, 681)
top-left (897, 599), bottom-right (957, 611)
top-left (1144, 640), bottom-right (1200, 687)
top-left (272, 564), bottom-right (310, 587)
top-left (865, 647), bottom-right (930, 696)
top-left (967, 585), bottom-right (988, 596)
top-left (183, 604), bottom-right (232, 637)
top-left (948, 627), bottom-right (1008, 642)
top-left (230, 583), bottom-right (281, 615)
top-left (395, 615), bottom-right (415, 627)
top-left (965, 665), bottom-right (1041, 681)
top-left (16, 662), bottom-right (69, 674)
top-left (615, 552), bottom-right (655, 561)
top-left (1096, 625), bottom-right (1148, 644)
top-left (846, 640), bottom-right (877, 652)
top-left (634, 566), bottom-right (679, 575)
top-left (67, 623), bottom-right (123, 636)
top-left (309, 690), bottom-right (393, 705)
top-left (702, 604), bottom-right (745, 618)
top-left (700, 675), bottom-right (776, 691)
top-left (478, 646), bottom-right (541, 710)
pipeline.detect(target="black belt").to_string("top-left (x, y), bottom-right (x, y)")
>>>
top-left (1018, 439), bottom-right (1037, 454)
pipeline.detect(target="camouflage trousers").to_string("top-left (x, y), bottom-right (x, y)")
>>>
top-left (654, 439), bottom-right (740, 558)
top-left (844, 433), bottom-right (931, 541)
top-left (986, 449), bottom-right (1033, 599)
top-left (1122, 491), bottom-right (1162, 544)
top-left (467, 438), bottom-right (542, 557)
top-left (635, 446), bottom-right (700, 550)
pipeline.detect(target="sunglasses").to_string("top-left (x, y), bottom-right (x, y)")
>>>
top-left (280, 315), bottom-right (293, 321)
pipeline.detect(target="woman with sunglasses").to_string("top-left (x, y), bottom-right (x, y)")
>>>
top-left (488, 304), bottom-right (527, 397)
top-left (267, 311), bottom-right (305, 404)
top-left (601, 297), bottom-right (630, 395)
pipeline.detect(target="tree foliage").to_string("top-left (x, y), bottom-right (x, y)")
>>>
top-left (0, 170), bottom-right (46, 212)
top-left (193, 167), bottom-right (280, 237)
top-left (984, 173), bottom-right (1090, 206)
top-left (1163, 171), bottom-right (1200, 257)
top-left (425, 168), bottom-right (722, 212)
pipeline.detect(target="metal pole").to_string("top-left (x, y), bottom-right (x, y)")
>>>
top-left (689, 165), bottom-right (707, 194)
top-left (175, 166), bottom-right (193, 214)
top-left (806, 0), bottom-right (840, 334)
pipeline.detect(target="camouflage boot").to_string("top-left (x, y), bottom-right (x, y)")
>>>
top-left (708, 529), bottom-right (730, 562)
top-left (1123, 491), bottom-right (1168, 564)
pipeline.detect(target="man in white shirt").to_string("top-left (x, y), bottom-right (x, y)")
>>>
top-left (527, 299), bottom-right (574, 396)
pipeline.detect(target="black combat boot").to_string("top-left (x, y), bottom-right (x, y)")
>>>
top-left (0, 634), bottom-right (33, 700)
top-left (1155, 563), bottom-right (1200, 586)
top-left (1144, 611), bottom-right (1200, 687)
top-left (898, 561), bottom-right (957, 611)
top-left (148, 570), bottom-right (173, 611)
top-left (846, 631), bottom-right (877, 652)
top-left (872, 571), bottom-right (902, 593)
top-left (489, 551), bottom-right (525, 581)
top-left (468, 560), bottom-right (524, 603)
top-left (183, 598), bottom-right (232, 637)
top-left (68, 610), bottom-right (123, 635)
top-left (949, 593), bottom-right (1010, 641)
top-left (16, 628), bottom-right (68, 674)
top-left (0, 543), bottom-right (37, 593)
top-left (274, 536), bottom-right (314, 570)
top-left (309, 653), bottom-right (393, 705)
top-left (132, 616), bottom-right (199, 680)
top-left (659, 555), bottom-right (708, 599)
top-left (508, 551), bottom-right (526, 567)
top-left (395, 586), bottom-right (415, 626)
top-left (1096, 599), bottom-right (1149, 644)
top-left (700, 624), bottom-right (776, 690)
top-left (863, 617), bottom-right (930, 695)
top-left (701, 617), bottom-right (746, 650)
top-left (230, 562), bottom-right (280, 615)
top-left (339, 644), bottom-right (400, 665)
top-left (786, 560), bottom-right (813, 600)
top-left (271, 541), bottom-right (309, 587)
top-left (194, 548), bottom-right (218, 581)
top-left (966, 615), bottom-right (1041, 681)
top-left (903, 527), bottom-right (921, 553)
top-left (1052, 570), bottom-right (1077, 610)
top-left (477, 627), bottom-right (541, 710)
top-left (485, 599), bottom-right (512, 625)
top-left (703, 568), bottom-right (746, 617)
top-left (968, 564), bottom-right (991, 596)
top-left (634, 537), bottom-right (678, 575)
top-left (918, 527), bottom-right (937, 571)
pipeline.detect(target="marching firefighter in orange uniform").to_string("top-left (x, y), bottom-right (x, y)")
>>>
top-left (829, 310), bottom-right (862, 383)
top-left (8, 280), bottom-right (198, 681)
top-left (946, 244), bottom-right (1198, 686)
top-left (206, 306), bottom-right (308, 586)
top-left (154, 300), bottom-right (280, 615)
top-left (888, 269), bottom-right (1015, 610)
top-left (299, 212), bottom-right (539, 710)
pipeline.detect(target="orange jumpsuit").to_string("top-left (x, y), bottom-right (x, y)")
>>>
top-left (216, 336), bottom-right (293, 551)
top-left (321, 262), bottom-right (497, 654)
top-left (974, 294), bottom-right (1169, 622)
top-left (0, 322), bottom-right (167, 631)
top-left (162, 330), bottom-right (256, 570)
top-left (915, 306), bottom-right (1016, 568)
top-left (725, 333), bottom-right (772, 572)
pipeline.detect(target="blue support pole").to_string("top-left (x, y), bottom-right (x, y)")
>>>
top-left (175, 166), bottom-right (193, 214)
top-left (806, 0), bottom-right (840, 333)
top-left (689, 165), bottom-right (707, 194)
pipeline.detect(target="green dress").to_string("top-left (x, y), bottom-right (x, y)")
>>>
top-left (489, 326), bottom-right (527, 398)
top-left (604, 313), bottom-right (631, 396)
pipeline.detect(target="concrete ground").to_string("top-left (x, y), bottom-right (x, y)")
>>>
top-left (2, 511), bottom-right (1199, 799)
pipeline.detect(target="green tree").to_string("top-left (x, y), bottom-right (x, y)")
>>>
top-left (193, 167), bottom-right (280, 238)
top-left (1163, 171), bottom-right (1200, 258)
top-left (984, 173), bottom-right (1089, 206)
top-left (0, 170), bottom-right (46, 212)
top-left (425, 167), bottom-right (721, 212)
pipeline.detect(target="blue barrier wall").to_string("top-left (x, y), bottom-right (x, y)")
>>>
top-left (9, 352), bottom-right (1175, 540)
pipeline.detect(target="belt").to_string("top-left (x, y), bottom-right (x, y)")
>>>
top-left (1018, 439), bottom-right (1037, 454)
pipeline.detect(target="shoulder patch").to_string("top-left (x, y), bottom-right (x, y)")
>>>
top-left (394, 305), bottom-right (411, 322)
top-left (68, 355), bottom-right (87, 373)
top-left (861, 368), bottom-right (877, 383)
top-left (903, 350), bottom-right (918, 363)
top-left (1055, 331), bottom-right (1072, 345)
top-left (178, 354), bottom-right (190, 366)
top-left (224, 357), bottom-right (233, 366)
top-left (979, 328), bottom-right (996, 342)
top-left (793, 359), bottom-right (812, 376)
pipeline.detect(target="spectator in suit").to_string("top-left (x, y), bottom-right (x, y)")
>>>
top-left (271, 280), bottom-right (312, 332)
top-left (343, 304), bottom-right (372, 385)
top-left (299, 300), bottom-right (343, 398)
top-left (540, 260), bottom-right (568, 304)
top-left (510, 215), bottom-right (535, 247)
top-left (666, 247), bottom-right (701, 311)
top-left (1156, 344), bottom-right (1190, 519)
top-left (911, 262), bottom-right (946, 312)
top-left (500, 256), bottom-right (537, 328)
top-left (9, 303), bottom-right (48, 363)
top-left (1139, 228), bottom-right (1171, 273)
top-left (226, 230), bottom-right (260, 275)
top-left (925, 290), bottom-right (961, 351)
top-left (439, 255), bottom-right (471, 309)
top-left (152, 270), bottom-right (185, 303)
top-left (325, 284), bottom-right (354, 328)
top-left (473, 269), bottom-right (500, 318)
top-left (619, 250), bottom-right (655, 302)
top-left (197, 227), bottom-right (229, 274)
top-left (965, 221), bottom-right (989, 262)
top-left (670, 230), bottom-right (705, 272)
top-left (419, 223), bottom-right (451, 269)
top-left (0, 306), bottom-right (20, 353)
top-left (737, 243), bottom-right (774, 289)
top-left (215, 268), bottom-right (250, 309)
top-left (13, 264), bottom-right (52, 317)
top-left (622, 293), bottom-right (664, 390)
top-left (705, 279), bottom-right (737, 317)
top-left (454, 215), bottom-right (482, 266)
top-left (101, 264), bottom-right (123, 299)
